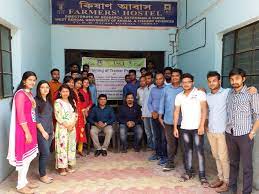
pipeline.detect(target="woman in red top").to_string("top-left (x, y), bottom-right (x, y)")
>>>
top-left (74, 78), bottom-right (87, 156)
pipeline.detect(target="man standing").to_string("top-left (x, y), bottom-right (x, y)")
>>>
top-left (88, 94), bottom-right (116, 157)
top-left (223, 68), bottom-right (259, 194)
top-left (66, 63), bottom-right (81, 78)
top-left (206, 71), bottom-right (230, 192)
top-left (49, 68), bottom-right (62, 102)
top-left (140, 67), bottom-right (147, 77)
top-left (136, 76), bottom-right (146, 107)
top-left (83, 64), bottom-right (90, 73)
top-left (125, 74), bottom-right (130, 84)
top-left (147, 60), bottom-right (157, 78)
top-left (118, 92), bottom-right (143, 153)
top-left (142, 72), bottom-right (155, 151)
top-left (88, 73), bottom-right (98, 106)
top-left (174, 73), bottom-right (209, 186)
top-left (163, 67), bottom-right (173, 87)
top-left (123, 69), bottom-right (140, 99)
top-left (148, 72), bottom-right (167, 165)
top-left (159, 68), bottom-right (183, 171)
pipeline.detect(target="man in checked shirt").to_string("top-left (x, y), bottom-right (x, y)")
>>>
top-left (223, 68), bottom-right (259, 194)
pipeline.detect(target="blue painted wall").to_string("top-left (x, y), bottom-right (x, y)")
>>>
top-left (0, 0), bottom-right (51, 182)
top-left (177, 0), bottom-right (259, 188)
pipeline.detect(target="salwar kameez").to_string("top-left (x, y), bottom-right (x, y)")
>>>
top-left (54, 99), bottom-right (77, 169)
top-left (7, 89), bottom-right (38, 189)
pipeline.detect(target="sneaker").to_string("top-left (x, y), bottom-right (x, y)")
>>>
top-left (148, 154), bottom-right (160, 161)
top-left (157, 157), bottom-right (167, 166)
top-left (163, 162), bottom-right (175, 171)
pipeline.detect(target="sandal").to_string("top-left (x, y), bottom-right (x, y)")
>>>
top-left (66, 167), bottom-right (75, 173)
top-left (40, 176), bottom-right (53, 184)
top-left (200, 178), bottom-right (210, 188)
top-left (180, 173), bottom-right (192, 182)
top-left (77, 151), bottom-right (86, 157)
top-left (58, 169), bottom-right (67, 176)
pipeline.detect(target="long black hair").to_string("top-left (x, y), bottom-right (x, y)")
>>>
top-left (82, 77), bottom-right (92, 101)
top-left (35, 80), bottom-right (52, 114)
top-left (74, 78), bottom-right (85, 102)
top-left (63, 75), bottom-right (76, 100)
top-left (11, 71), bottom-right (37, 107)
top-left (56, 84), bottom-right (76, 112)
top-left (14, 71), bottom-right (37, 94)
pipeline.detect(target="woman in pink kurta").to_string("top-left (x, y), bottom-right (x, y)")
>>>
top-left (7, 71), bottom-right (39, 194)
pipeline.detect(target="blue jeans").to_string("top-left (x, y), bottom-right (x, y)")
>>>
top-left (120, 124), bottom-right (143, 149)
top-left (182, 129), bottom-right (205, 178)
top-left (143, 117), bottom-right (155, 149)
top-left (151, 118), bottom-right (167, 158)
top-left (38, 133), bottom-right (52, 177)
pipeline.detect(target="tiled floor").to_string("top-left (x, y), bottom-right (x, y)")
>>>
top-left (0, 150), bottom-right (241, 194)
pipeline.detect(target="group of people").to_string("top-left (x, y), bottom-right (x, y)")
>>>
top-left (122, 65), bottom-right (259, 194)
top-left (6, 60), bottom-right (259, 194)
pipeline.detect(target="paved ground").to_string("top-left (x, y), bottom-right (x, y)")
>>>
top-left (0, 150), bottom-right (254, 194)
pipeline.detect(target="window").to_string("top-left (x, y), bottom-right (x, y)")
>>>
top-left (222, 21), bottom-right (259, 89)
top-left (0, 24), bottom-right (13, 98)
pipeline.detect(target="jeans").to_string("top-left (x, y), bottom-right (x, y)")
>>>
top-left (151, 118), bottom-right (167, 158)
top-left (143, 117), bottom-right (155, 149)
top-left (38, 133), bottom-right (52, 177)
top-left (226, 133), bottom-right (254, 194)
top-left (120, 124), bottom-right (143, 149)
top-left (182, 129), bottom-right (206, 179)
top-left (164, 124), bottom-right (179, 164)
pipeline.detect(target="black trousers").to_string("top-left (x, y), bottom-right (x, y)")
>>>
top-left (164, 124), bottom-right (179, 164)
top-left (226, 133), bottom-right (254, 194)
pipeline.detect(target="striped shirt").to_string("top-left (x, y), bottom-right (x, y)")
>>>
top-left (226, 85), bottom-right (259, 136)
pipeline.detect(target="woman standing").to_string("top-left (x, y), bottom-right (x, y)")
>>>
top-left (7, 71), bottom-right (39, 194)
top-left (74, 78), bottom-right (87, 156)
top-left (35, 80), bottom-right (54, 184)
top-left (54, 84), bottom-right (77, 176)
top-left (80, 78), bottom-right (93, 118)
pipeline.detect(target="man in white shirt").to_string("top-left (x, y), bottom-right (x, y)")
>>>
top-left (174, 73), bottom-right (209, 187)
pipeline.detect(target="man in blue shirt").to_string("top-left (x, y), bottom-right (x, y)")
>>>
top-left (88, 94), bottom-right (116, 157)
top-left (206, 71), bottom-right (230, 192)
top-left (123, 69), bottom-right (140, 99)
top-left (118, 92), bottom-right (143, 153)
top-left (148, 72), bottom-right (167, 165)
top-left (159, 68), bottom-right (183, 171)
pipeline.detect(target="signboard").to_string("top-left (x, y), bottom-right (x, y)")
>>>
top-left (52, 0), bottom-right (177, 27)
top-left (82, 57), bottom-right (145, 100)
